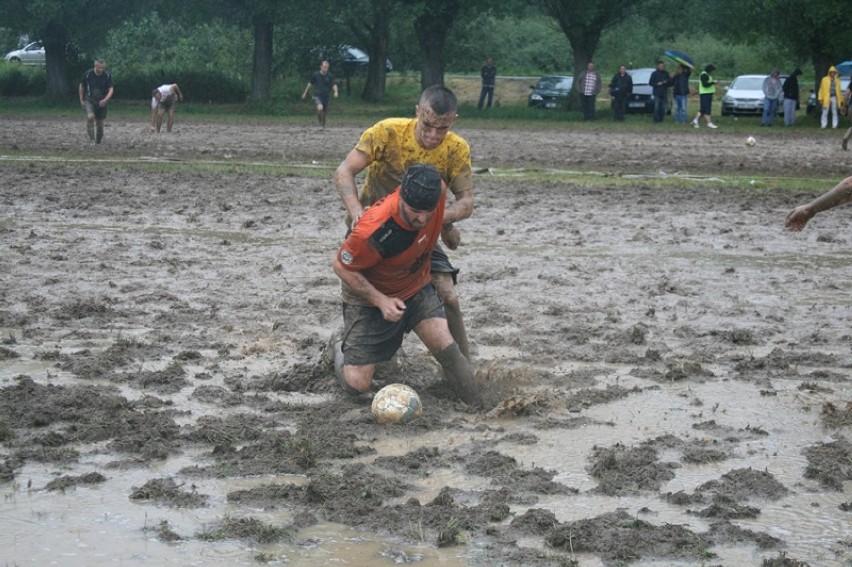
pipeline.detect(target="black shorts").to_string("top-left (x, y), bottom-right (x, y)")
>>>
top-left (431, 243), bottom-right (459, 284)
top-left (341, 283), bottom-right (446, 366)
top-left (699, 93), bottom-right (713, 115)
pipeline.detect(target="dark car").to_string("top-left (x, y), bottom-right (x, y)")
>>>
top-left (622, 68), bottom-right (672, 114)
top-left (528, 75), bottom-right (573, 109)
top-left (806, 76), bottom-right (851, 115)
top-left (314, 45), bottom-right (392, 76)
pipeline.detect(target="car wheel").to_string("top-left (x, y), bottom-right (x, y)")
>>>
top-left (8, 57), bottom-right (21, 64)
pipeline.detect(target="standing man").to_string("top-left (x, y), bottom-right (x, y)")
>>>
top-left (672, 63), bottom-right (691, 124)
top-left (78, 59), bottom-right (114, 144)
top-left (302, 60), bottom-right (338, 129)
top-left (692, 64), bottom-right (719, 129)
top-left (782, 68), bottom-right (802, 127)
top-left (609, 65), bottom-right (633, 122)
top-left (761, 68), bottom-right (783, 127)
top-left (818, 66), bottom-right (844, 129)
top-left (149, 83), bottom-right (184, 133)
top-left (332, 164), bottom-right (480, 405)
top-left (649, 60), bottom-right (671, 123)
top-left (477, 57), bottom-right (497, 110)
top-left (576, 61), bottom-right (602, 121)
top-left (334, 85), bottom-right (474, 360)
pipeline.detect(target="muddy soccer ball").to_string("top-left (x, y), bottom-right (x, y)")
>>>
top-left (746, 136), bottom-right (756, 147)
top-left (371, 383), bottom-right (423, 424)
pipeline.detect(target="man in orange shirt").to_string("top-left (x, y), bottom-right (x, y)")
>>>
top-left (332, 164), bottom-right (479, 405)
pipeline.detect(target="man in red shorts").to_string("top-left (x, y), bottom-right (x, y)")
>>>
top-left (332, 164), bottom-right (480, 405)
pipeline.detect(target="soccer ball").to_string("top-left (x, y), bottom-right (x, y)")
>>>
top-left (745, 136), bottom-right (756, 147)
top-left (371, 383), bottom-right (423, 424)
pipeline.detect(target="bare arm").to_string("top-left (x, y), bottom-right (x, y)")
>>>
top-left (301, 82), bottom-right (312, 99)
top-left (173, 84), bottom-right (184, 101)
top-left (786, 175), bottom-right (852, 231)
top-left (332, 256), bottom-right (405, 322)
top-left (443, 188), bottom-right (473, 225)
top-left (333, 148), bottom-right (371, 224)
top-left (100, 86), bottom-right (114, 106)
top-left (78, 83), bottom-right (84, 105)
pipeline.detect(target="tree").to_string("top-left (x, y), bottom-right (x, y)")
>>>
top-left (537, 0), bottom-right (643, 108)
top-left (0, 0), bottom-right (139, 98)
top-left (711, 0), bottom-right (852, 91)
top-left (347, 0), bottom-right (394, 101)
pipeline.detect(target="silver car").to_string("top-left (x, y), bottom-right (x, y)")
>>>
top-left (4, 41), bottom-right (45, 65)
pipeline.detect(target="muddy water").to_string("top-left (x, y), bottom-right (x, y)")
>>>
top-left (3, 120), bottom-right (852, 566)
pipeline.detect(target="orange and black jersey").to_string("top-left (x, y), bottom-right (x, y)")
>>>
top-left (337, 188), bottom-right (445, 305)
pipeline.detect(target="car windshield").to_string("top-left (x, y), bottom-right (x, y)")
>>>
top-left (628, 69), bottom-right (652, 83)
top-left (537, 76), bottom-right (572, 90)
top-left (730, 77), bottom-right (765, 90)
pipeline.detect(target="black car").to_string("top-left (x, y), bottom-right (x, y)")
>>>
top-left (622, 68), bottom-right (672, 114)
top-left (528, 75), bottom-right (573, 109)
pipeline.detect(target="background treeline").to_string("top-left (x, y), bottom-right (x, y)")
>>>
top-left (0, 1), bottom-right (846, 104)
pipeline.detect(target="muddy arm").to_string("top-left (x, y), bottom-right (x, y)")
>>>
top-left (786, 175), bottom-right (852, 231)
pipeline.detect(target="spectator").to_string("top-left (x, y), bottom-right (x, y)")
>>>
top-left (818, 66), bottom-right (844, 129)
top-left (576, 61), bottom-right (602, 121)
top-left (842, 83), bottom-right (852, 150)
top-left (609, 65), bottom-right (633, 122)
top-left (149, 83), bottom-right (184, 133)
top-left (302, 60), bottom-right (338, 129)
top-left (692, 64), bottom-right (718, 129)
top-left (761, 68), bottom-right (783, 127)
top-left (672, 63), bottom-right (691, 124)
top-left (649, 60), bottom-right (671, 123)
top-left (477, 57), bottom-right (497, 110)
top-left (78, 59), bottom-right (114, 144)
top-left (782, 68), bottom-right (802, 127)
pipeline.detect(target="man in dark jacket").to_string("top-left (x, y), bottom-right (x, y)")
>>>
top-left (672, 64), bottom-right (691, 123)
top-left (649, 60), bottom-right (671, 123)
top-left (609, 65), bottom-right (633, 121)
top-left (782, 68), bottom-right (802, 127)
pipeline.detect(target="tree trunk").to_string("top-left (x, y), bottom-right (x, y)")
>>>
top-left (360, 2), bottom-right (391, 102)
top-left (414, 1), bottom-right (459, 91)
top-left (251, 21), bottom-right (273, 103)
top-left (43, 24), bottom-right (70, 100)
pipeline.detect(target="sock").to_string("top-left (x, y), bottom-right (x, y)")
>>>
top-left (434, 343), bottom-right (480, 406)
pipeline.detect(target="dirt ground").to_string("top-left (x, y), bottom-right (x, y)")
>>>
top-left (1, 114), bottom-right (852, 566)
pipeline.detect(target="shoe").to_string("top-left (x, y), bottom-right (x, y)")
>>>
top-left (707, 123), bottom-right (718, 129)
top-left (692, 120), bottom-right (699, 128)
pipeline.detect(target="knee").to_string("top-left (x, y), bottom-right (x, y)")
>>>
top-left (437, 285), bottom-right (460, 312)
top-left (343, 367), bottom-right (372, 393)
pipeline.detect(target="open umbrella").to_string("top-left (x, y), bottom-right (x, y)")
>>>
top-left (664, 50), bottom-right (695, 70)
top-left (835, 61), bottom-right (852, 76)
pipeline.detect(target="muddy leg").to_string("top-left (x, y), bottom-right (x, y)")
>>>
top-left (433, 272), bottom-right (470, 359)
top-left (434, 343), bottom-right (480, 406)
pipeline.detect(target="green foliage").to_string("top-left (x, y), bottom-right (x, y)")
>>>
top-left (99, 12), bottom-right (250, 103)
top-left (0, 64), bottom-right (45, 95)
top-left (0, 27), bottom-right (21, 54)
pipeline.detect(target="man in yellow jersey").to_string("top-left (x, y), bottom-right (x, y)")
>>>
top-left (334, 85), bottom-right (474, 362)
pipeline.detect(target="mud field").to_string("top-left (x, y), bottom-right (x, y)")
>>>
top-left (1, 114), bottom-right (852, 567)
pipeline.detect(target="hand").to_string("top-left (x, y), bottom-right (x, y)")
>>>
top-left (377, 296), bottom-right (406, 322)
top-left (441, 224), bottom-right (461, 250)
top-left (785, 206), bottom-right (813, 231)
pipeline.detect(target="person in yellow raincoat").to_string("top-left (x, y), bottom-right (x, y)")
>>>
top-left (818, 66), bottom-right (845, 128)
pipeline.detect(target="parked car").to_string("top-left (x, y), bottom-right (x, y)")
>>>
top-left (528, 75), bottom-right (573, 109)
top-left (4, 41), bottom-right (45, 65)
top-left (622, 68), bottom-right (671, 115)
top-left (806, 76), bottom-right (851, 116)
top-left (316, 45), bottom-right (392, 75)
top-left (721, 74), bottom-right (787, 116)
